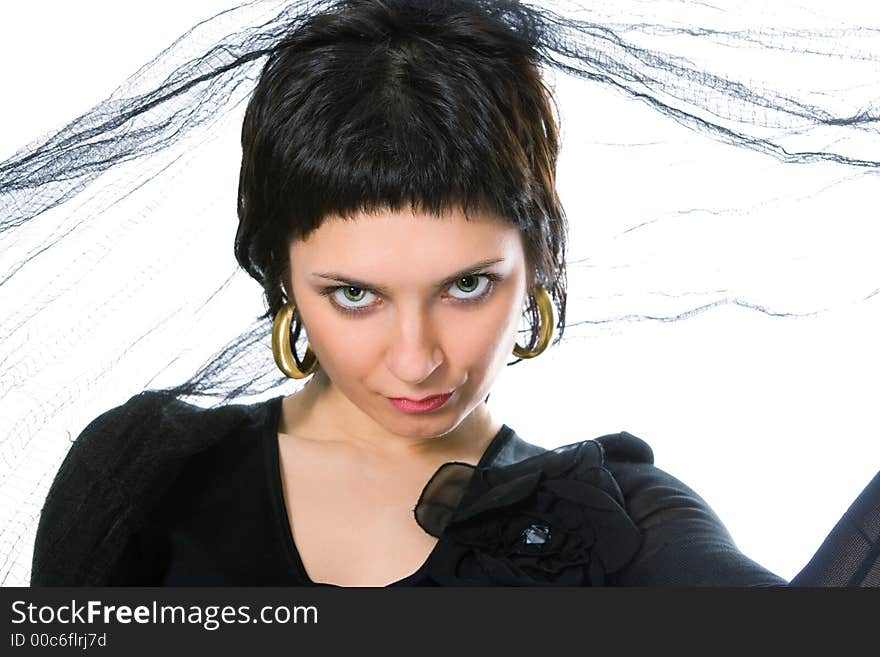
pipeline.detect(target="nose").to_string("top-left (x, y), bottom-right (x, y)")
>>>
top-left (385, 304), bottom-right (444, 386)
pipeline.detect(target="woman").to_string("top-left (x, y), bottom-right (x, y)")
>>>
top-left (7, 0), bottom-right (878, 586)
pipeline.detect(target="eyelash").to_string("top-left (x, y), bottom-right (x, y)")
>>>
top-left (319, 272), bottom-right (503, 317)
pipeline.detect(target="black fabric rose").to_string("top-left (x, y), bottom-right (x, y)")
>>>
top-left (414, 440), bottom-right (642, 586)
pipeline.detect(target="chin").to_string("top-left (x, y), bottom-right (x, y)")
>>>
top-left (380, 401), bottom-right (465, 437)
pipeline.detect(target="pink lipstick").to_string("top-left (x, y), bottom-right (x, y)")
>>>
top-left (387, 392), bottom-right (454, 413)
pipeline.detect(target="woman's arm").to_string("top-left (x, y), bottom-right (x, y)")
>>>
top-left (788, 470), bottom-right (880, 587)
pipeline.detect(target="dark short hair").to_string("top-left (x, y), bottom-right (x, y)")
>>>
top-left (235, 0), bottom-right (568, 356)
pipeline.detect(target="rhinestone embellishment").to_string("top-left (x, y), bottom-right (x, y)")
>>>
top-left (522, 523), bottom-right (551, 545)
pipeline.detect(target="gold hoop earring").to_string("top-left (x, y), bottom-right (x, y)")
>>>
top-left (513, 284), bottom-right (554, 359)
top-left (272, 301), bottom-right (319, 379)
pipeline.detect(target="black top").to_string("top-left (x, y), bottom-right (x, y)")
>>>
top-left (30, 392), bottom-right (880, 586)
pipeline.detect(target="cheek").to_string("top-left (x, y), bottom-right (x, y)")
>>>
top-left (297, 305), bottom-right (376, 380)
top-left (447, 299), bottom-right (522, 368)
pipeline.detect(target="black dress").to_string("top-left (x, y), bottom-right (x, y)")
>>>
top-left (30, 392), bottom-right (880, 586)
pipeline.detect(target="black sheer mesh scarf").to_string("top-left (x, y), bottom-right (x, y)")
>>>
top-left (1, 0), bottom-right (878, 586)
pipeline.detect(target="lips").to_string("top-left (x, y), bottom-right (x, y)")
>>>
top-left (389, 392), bottom-right (452, 403)
top-left (387, 391), bottom-right (454, 413)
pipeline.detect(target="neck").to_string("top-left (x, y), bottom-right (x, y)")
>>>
top-left (281, 371), bottom-right (500, 466)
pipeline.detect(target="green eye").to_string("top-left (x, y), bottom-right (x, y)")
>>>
top-left (455, 275), bottom-right (480, 293)
top-left (341, 286), bottom-right (366, 302)
top-left (448, 274), bottom-right (496, 301)
top-left (328, 285), bottom-right (376, 313)
top-left (322, 272), bottom-right (501, 317)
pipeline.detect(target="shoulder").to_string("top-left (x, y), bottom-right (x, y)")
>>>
top-left (592, 430), bottom-right (654, 465)
top-left (55, 391), bottom-right (183, 470)
top-left (500, 429), bottom-right (786, 586)
top-left (588, 431), bottom-right (727, 539)
top-left (491, 428), bottom-right (653, 469)
top-left (57, 390), bottom-right (263, 470)
top-left (585, 431), bottom-right (787, 586)
top-left (31, 390), bottom-right (263, 585)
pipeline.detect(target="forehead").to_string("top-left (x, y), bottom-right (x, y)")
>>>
top-left (290, 206), bottom-right (524, 269)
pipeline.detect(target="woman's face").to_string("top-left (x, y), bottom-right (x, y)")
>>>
top-left (288, 205), bottom-right (530, 440)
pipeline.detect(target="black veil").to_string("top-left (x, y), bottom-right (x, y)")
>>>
top-left (2, 0), bottom-right (878, 586)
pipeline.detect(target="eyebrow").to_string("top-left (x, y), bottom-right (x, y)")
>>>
top-left (310, 257), bottom-right (506, 296)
